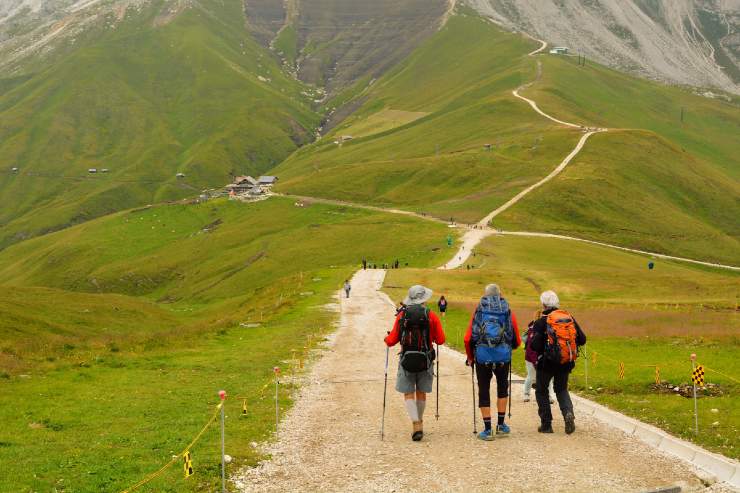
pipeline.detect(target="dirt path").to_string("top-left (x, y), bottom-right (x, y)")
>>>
top-left (440, 128), bottom-right (603, 270)
top-left (234, 269), bottom-right (704, 492)
top-left (501, 231), bottom-right (740, 272)
top-left (273, 194), bottom-right (739, 272)
top-left (276, 193), bottom-right (448, 225)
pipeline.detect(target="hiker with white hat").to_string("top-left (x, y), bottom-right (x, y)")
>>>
top-left (528, 290), bottom-right (587, 434)
top-left (384, 285), bottom-right (446, 441)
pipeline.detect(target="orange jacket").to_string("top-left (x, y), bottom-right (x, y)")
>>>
top-left (464, 311), bottom-right (521, 362)
top-left (384, 308), bottom-right (445, 347)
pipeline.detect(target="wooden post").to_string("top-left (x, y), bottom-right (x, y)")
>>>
top-left (691, 354), bottom-right (698, 434)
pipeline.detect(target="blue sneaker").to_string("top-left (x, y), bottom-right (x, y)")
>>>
top-left (477, 429), bottom-right (494, 441)
top-left (496, 423), bottom-right (511, 435)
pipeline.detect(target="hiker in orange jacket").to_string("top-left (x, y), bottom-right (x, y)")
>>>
top-left (385, 285), bottom-right (445, 441)
top-left (464, 284), bottom-right (521, 440)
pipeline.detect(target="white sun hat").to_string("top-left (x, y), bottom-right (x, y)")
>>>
top-left (403, 285), bottom-right (433, 306)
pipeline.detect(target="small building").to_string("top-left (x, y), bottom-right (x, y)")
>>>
top-left (176, 172), bottom-right (186, 178)
top-left (235, 175), bottom-right (258, 186)
top-left (11, 167), bottom-right (18, 173)
top-left (257, 176), bottom-right (278, 187)
top-left (549, 47), bottom-right (569, 55)
top-left (340, 135), bottom-right (354, 142)
top-left (101, 168), bottom-right (109, 173)
top-left (225, 175), bottom-right (258, 194)
top-left (88, 168), bottom-right (97, 173)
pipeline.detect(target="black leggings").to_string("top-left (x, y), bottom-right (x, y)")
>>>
top-left (475, 362), bottom-right (510, 407)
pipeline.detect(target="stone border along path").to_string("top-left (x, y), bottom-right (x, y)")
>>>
top-left (234, 269), bottom-right (737, 492)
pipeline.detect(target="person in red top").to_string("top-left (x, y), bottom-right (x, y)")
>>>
top-left (385, 285), bottom-right (445, 441)
top-left (464, 284), bottom-right (521, 440)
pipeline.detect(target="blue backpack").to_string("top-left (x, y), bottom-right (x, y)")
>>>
top-left (472, 296), bottom-right (513, 364)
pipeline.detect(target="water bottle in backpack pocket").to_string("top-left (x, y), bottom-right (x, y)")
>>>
top-left (472, 297), bottom-right (513, 364)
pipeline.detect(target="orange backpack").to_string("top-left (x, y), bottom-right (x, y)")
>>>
top-left (545, 310), bottom-right (578, 365)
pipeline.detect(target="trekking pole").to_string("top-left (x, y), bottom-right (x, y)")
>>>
top-left (218, 390), bottom-right (226, 493)
top-left (435, 343), bottom-right (440, 421)
top-left (471, 364), bottom-right (477, 434)
top-left (691, 353), bottom-right (699, 434)
top-left (381, 333), bottom-right (390, 441)
top-left (273, 367), bottom-right (280, 434)
top-left (508, 362), bottom-right (513, 418)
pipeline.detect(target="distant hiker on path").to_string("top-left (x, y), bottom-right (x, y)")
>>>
top-left (362, 258), bottom-right (367, 270)
top-left (464, 284), bottom-right (521, 440)
top-left (384, 285), bottom-right (446, 441)
top-left (523, 317), bottom-right (555, 404)
top-left (437, 295), bottom-right (448, 318)
top-left (528, 291), bottom-right (586, 434)
top-left (343, 280), bottom-right (351, 298)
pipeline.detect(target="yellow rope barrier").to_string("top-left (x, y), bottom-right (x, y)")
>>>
top-left (121, 402), bottom-right (223, 493)
top-left (703, 365), bottom-right (740, 385)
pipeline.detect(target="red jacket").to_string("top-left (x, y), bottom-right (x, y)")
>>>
top-left (464, 310), bottom-right (521, 362)
top-left (385, 308), bottom-right (445, 347)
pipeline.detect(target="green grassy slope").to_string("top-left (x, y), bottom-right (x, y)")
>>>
top-left (0, 286), bottom-right (180, 372)
top-left (529, 55), bottom-right (740, 179)
top-left (274, 14), bottom-right (584, 223)
top-left (273, 11), bottom-right (739, 265)
top-left (0, 196), bottom-right (450, 491)
top-left (0, 0), bottom-right (320, 249)
top-left (0, 196), bottom-right (450, 372)
top-left (491, 53), bottom-right (740, 264)
top-left (385, 234), bottom-right (738, 311)
top-left (495, 130), bottom-right (740, 264)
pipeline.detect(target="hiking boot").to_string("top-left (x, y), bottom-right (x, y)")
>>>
top-left (412, 421), bottom-right (423, 441)
top-left (538, 423), bottom-right (554, 433)
top-left (496, 423), bottom-right (511, 436)
top-left (477, 429), bottom-right (494, 441)
top-left (549, 396), bottom-right (555, 404)
top-left (523, 395), bottom-right (530, 402)
top-left (564, 412), bottom-right (576, 435)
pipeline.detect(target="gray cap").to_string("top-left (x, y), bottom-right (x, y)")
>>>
top-left (540, 290), bottom-right (560, 308)
top-left (484, 284), bottom-right (501, 297)
top-left (403, 285), bottom-right (433, 305)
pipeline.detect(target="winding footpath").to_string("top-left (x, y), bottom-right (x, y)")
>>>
top-left (278, 37), bottom-right (737, 272)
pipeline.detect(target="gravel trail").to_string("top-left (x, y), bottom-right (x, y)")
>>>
top-left (234, 269), bottom-right (704, 492)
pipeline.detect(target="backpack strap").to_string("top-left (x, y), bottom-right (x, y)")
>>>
top-left (418, 306), bottom-right (430, 352)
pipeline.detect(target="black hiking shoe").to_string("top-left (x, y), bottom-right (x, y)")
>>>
top-left (538, 423), bottom-right (554, 433)
top-left (564, 412), bottom-right (576, 435)
top-left (412, 421), bottom-right (423, 441)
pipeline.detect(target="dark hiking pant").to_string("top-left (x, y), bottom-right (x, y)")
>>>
top-left (475, 362), bottom-right (509, 407)
top-left (536, 364), bottom-right (573, 424)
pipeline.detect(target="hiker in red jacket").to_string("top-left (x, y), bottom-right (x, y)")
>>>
top-left (464, 284), bottom-right (521, 440)
top-left (385, 285), bottom-right (446, 441)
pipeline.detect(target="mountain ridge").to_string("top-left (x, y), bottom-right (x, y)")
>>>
top-left (466, 0), bottom-right (740, 95)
